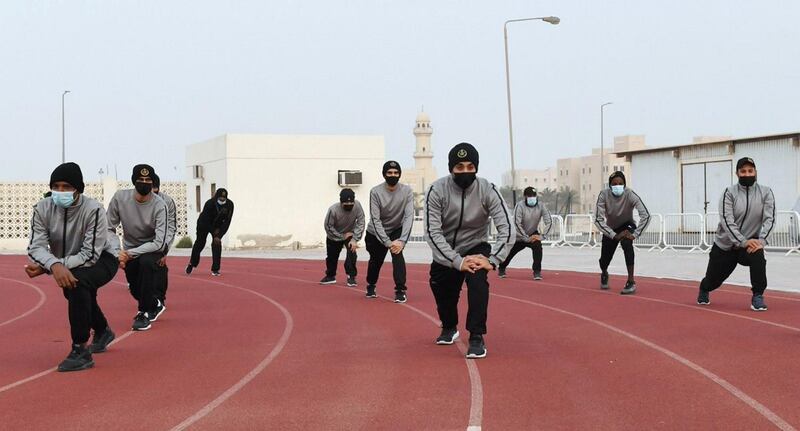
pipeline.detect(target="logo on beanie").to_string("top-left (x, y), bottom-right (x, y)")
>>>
top-left (389, 162), bottom-right (397, 167)
top-left (457, 149), bottom-right (468, 158)
top-left (140, 168), bottom-right (150, 177)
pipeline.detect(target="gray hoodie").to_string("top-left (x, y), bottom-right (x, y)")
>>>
top-left (157, 191), bottom-right (177, 253)
top-left (714, 182), bottom-right (775, 251)
top-left (514, 201), bottom-right (552, 242)
top-left (107, 189), bottom-right (168, 258)
top-left (594, 188), bottom-right (651, 239)
top-left (366, 182), bottom-right (415, 246)
top-left (28, 195), bottom-right (114, 271)
top-left (425, 176), bottom-right (514, 270)
top-left (324, 201), bottom-right (365, 242)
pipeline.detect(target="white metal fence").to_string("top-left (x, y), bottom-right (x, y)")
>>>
top-left (407, 210), bottom-right (800, 256)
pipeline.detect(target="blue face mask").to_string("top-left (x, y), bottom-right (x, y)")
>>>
top-left (526, 197), bottom-right (537, 206)
top-left (611, 185), bottom-right (625, 196)
top-left (51, 190), bottom-right (75, 208)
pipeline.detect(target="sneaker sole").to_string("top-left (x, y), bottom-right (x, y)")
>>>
top-left (436, 331), bottom-right (460, 345)
top-left (697, 301), bottom-right (711, 306)
top-left (132, 324), bottom-right (151, 331)
top-left (150, 306), bottom-right (166, 322)
top-left (320, 281), bottom-right (336, 285)
top-left (620, 289), bottom-right (636, 295)
top-left (347, 283), bottom-right (357, 287)
top-left (366, 294), bottom-right (377, 298)
top-left (466, 349), bottom-right (487, 359)
top-left (57, 361), bottom-right (95, 372)
top-left (394, 298), bottom-right (407, 303)
top-left (750, 305), bottom-right (768, 311)
top-left (498, 274), bottom-right (506, 279)
top-left (600, 285), bottom-right (609, 290)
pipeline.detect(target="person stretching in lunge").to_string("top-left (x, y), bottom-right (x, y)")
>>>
top-left (26, 163), bottom-right (119, 371)
top-left (498, 186), bottom-right (552, 280)
top-left (320, 188), bottom-right (365, 287)
top-left (594, 171), bottom-right (651, 294)
top-left (425, 143), bottom-right (514, 359)
top-left (107, 164), bottom-right (168, 331)
top-left (365, 161), bottom-right (414, 302)
top-left (152, 173), bottom-right (177, 306)
top-left (697, 157), bottom-right (775, 311)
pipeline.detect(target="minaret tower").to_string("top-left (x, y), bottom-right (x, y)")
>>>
top-left (413, 110), bottom-right (436, 190)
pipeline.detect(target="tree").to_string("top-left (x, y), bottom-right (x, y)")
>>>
top-left (556, 187), bottom-right (578, 217)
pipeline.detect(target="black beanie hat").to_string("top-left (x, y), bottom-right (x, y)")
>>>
top-left (523, 187), bottom-right (537, 197)
top-left (215, 188), bottom-right (228, 199)
top-left (49, 162), bottom-right (85, 193)
top-left (131, 164), bottom-right (156, 185)
top-left (340, 188), bottom-right (355, 203)
top-left (152, 173), bottom-right (161, 189)
top-left (448, 142), bottom-right (479, 172)
top-left (608, 171), bottom-right (626, 186)
top-left (383, 160), bottom-right (402, 176)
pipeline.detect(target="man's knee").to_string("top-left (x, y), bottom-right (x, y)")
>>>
top-left (138, 253), bottom-right (162, 270)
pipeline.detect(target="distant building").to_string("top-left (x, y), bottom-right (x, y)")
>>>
top-left (402, 111), bottom-right (438, 212)
top-left (616, 132), bottom-right (800, 215)
top-left (502, 168), bottom-right (558, 192)
top-left (185, 134), bottom-right (385, 247)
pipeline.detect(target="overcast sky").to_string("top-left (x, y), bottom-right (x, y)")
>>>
top-left (2, 0), bottom-right (798, 183)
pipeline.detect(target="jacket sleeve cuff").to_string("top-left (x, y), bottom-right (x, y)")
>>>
top-left (489, 256), bottom-right (500, 268)
top-left (44, 257), bottom-right (62, 272)
top-left (453, 255), bottom-right (465, 271)
top-left (383, 240), bottom-right (393, 248)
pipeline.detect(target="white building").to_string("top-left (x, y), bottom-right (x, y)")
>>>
top-left (185, 134), bottom-right (385, 248)
top-left (616, 132), bottom-right (800, 215)
top-left (403, 111), bottom-right (438, 198)
top-left (502, 168), bottom-right (558, 191)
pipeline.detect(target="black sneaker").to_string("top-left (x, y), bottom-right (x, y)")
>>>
top-left (150, 299), bottom-right (166, 322)
top-left (366, 285), bottom-right (377, 298)
top-left (533, 271), bottom-right (543, 281)
top-left (58, 344), bottom-right (94, 372)
top-left (347, 276), bottom-right (357, 287)
top-left (498, 267), bottom-right (507, 278)
top-left (600, 272), bottom-right (609, 290)
top-left (466, 334), bottom-right (487, 359)
top-left (697, 289), bottom-right (710, 306)
top-left (185, 264), bottom-right (193, 275)
top-left (394, 290), bottom-right (407, 303)
top-left (319, 276), bottom-right (336, 285)
top-left (435, 328), bottom-right (459, 345)
top-left (621, 280), bottom-right (637, 295)
top-left (751, 295), bottom-right (768, 311)
top-left (132, 312), bottom-right (151, 331)
top-left (89, 327), bottom-right (116, 353)
top-left (211, 271), bottom-right (220, 277)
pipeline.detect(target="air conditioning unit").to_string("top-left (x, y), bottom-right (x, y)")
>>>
top-left (338, 170), bottom-right (362, 187)
top-left (192, 165), bottom-right (203, 179)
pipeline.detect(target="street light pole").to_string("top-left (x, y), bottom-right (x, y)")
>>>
top-left (600, 102), bottom-right (613, 190)
top-left (504, 16), bottom-right (559, 205)
top-left (62, 90), bottom-right (71, 163)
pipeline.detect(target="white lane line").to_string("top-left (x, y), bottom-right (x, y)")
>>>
top-left (0, 277), bottom-right (47, 328)
top-left (224, 268), bottom-right (484, 431)
top-left (169, 275), bottom-right (293, 431)
top-left (492, 292), bottom-right (797, 431)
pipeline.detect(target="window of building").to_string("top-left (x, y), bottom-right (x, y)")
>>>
top-left (582, 184), bottom-right (585, 190)
top-left (195, 185), bottom-right (201, 213)
top-left (211, 183), bottom-right (216, 197)
top-left (620, 166), bottom-right (625, 172)
top-left (588, 167), bottom-right (591, 174)
top-left (582, 168), bottom-right (585, 174)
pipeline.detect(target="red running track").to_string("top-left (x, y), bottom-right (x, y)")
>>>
top-left (0, 255), bottom-right (798, 430)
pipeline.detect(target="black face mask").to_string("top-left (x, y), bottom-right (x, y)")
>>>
top-left (342, 204), bottom-right (354, 212)
top-left (452, 172), bottom-right (477, 189)
top-left (385, 176), bottom-right (400, 187)
top-left (738, 176), bottom-right (756, 187)
top-left (135, 182), bottom-right (152, 196)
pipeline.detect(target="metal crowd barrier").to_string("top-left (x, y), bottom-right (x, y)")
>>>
top-left (563, 214), bottom-right (594, 249)
top-left (662, 213), bottom-right (705, 253)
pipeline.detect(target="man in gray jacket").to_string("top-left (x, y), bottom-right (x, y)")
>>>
top-left (594, 171), bottom-right (651, 294)
top-left (365, 161), bottom-right (415, 302)
top-left (107, 164), bottom-right (168, 331)
top-left (697, 157), bottom-right (775, 311)
top-left (425, 143), bottom-right (514, 359)
top-left (498, 186), bottom-right (552, 280)
top-left (26, 163), bottom-right (118, 372)
top-left (152, 173), bottom-right (177, 306)
top-left (320, 188), bottom-right (365, 287)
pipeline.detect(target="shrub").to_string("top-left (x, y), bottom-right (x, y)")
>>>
top-left (175, 236), bottom-right (193, 248)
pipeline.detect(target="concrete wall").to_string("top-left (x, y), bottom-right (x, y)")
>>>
top-left (185, 134), bottom-right (385, 248)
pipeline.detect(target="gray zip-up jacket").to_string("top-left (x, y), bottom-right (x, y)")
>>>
top-left (714, 182), bottom-right (775, 251)
top-left (595, 188), bottom-right (651, 239)
top-left (157, 191), bottom-right (177, 254)
top-left (28, 195), bottom-right (114, 271)
top-left (107, 189), bottom-right (168, 258)
top-left (324, 201), bottom-right (365, 242)
top-left (425, 176), bottom-right (514, 270)
top-left (366, 183), bottom-right (415, 246)
top-left (514, 201), bottom-right (552, 242)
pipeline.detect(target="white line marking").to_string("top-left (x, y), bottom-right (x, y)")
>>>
top-left (492, 292), bottom-right (797, 431)
top-left (0, 277), bottom-right (47, 328)
top-left (169, 275), bottom-right (293, 431)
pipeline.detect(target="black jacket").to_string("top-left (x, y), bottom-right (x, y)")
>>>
top-left (197, 198), bottom-right (234, 236)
